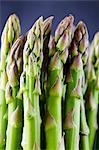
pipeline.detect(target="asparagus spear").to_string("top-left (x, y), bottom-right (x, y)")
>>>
top-left (96, 107), bottom-right (99, 150)
top-left (64, 21), bottom-right (89, 150)
top-left (21, 16), bottom-right (44, 150)
top-left (85, 32), bottom-right (99, 150)
top-left (80, 100), bottom-right (89, 150)
top-left (5, 36), bottom-right (25, 150)
top-left (45, 15), bottom-right (74, 150)
top-left (40, 16), bottom-right (54, 150)
top-left (0, 14), bottom-right (20, 149)
top-left (41, 16), bottom-right (54, 102)
top-left (80, 29), bottom-right (89, 150)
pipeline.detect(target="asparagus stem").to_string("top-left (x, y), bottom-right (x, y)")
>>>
top-left (45, 15), bottom-right (74, 150)
top-left (21, 16), bottom-right (44, 150)
top-left (5, 36), bottom-right (25, 150)
top-left (85, 32), bottom-right (99, 150)
top-left (96, 104), bottom-right (99, 150)
top-left (64, 21), bottom-right (89, 150)
top-left (0, 14), bottom-right (20, 149)
top-left (80, 32), bottom-right (89, 150)
top-left (40, 16), bottom-right (54, 150)
top-left (86, 86), bottom-right (98, 150)
top-left (80, 100), bottom-right (89, 150)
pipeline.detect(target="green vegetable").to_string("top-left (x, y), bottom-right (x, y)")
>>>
top-left (85, 32), bottom-right (99, 150)
top-left (41, 16), bottom-right (54, 150)
top-left (21, 16), bottom-right (43, 150)
top-left (45, 15), bottom-right (74, 150)
top-left (0, 14), bottom-right (20, 149)
top-left (64, 21), bottom-right (89, 150)
top-left (5, 36), bottom-right (25, 150)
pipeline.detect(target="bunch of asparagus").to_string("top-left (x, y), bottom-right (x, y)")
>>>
top-left (0, 14), bottom-right (98, 150)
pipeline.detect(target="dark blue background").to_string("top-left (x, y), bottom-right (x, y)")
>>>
top-left (0, 1), bottom-right (99, 42)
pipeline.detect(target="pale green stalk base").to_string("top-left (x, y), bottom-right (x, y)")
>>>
top-left (22, 74), bottom-right (41, 150)
top-left (80, 136), bottom-right (89, 150)
top-left (65, 99), bottom-right (80, 150)
top-left (0, 90), bottom-right (7, 149)
top-left (6, 88), bottom-right (22, 150)
top-left (45, 96), bottom-right (62, 150)
top-left (87, 90), bottom-right (98, 150)
top-left (80, 100), bottom-right (89, 150)
top-left (6, 124), bottom-right (22, 150)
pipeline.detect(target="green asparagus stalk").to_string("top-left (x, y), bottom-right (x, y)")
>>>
top-left (85, 32), bottom-right (99, 150)
top-left (45, 15), bottom-right (74, 150)
top-left (96, 107), bottom-right (99, 150)
top-left (0, 14), bottom-right (20, 149)
top-left (41, 16), bottom-right (54, 101)
top-left (40, 16), bottom-right (54, 150)
top-left (21, 16), bottom-right (44, 150)
top-left (5, 36), bottom-right (25, 150)
top-left (80, 100), bottom-right (89, 150)
top-left (64, 21), bottom-right (89, 150)
top-left (80, 31), bottom-right (89, 150)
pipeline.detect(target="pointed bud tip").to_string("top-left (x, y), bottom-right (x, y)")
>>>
top-left (43, 16), bottom-right (54, 36)
top-left (44, 16), bottom-right (54, 25)
top-left (48, 36), bottom-right (55, 49)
